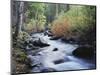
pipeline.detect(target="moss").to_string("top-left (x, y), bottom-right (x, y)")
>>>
top-left (17, 31), bottom-right (30, 42)
top-left (12, 31), bottom-right (31, 73)
top-left (17, 31), bottom-right (30, 48)
top-left (12, 47), bottom-right (31, 74)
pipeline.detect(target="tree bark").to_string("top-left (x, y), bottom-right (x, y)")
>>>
top-left (19, 2), bottom-right (24, 33)
top-left (55, 4), bottom-right (59, 18)
top-left (12, 1), bottom-right (25, 41)
top-left (35, 9), bottom-right (39, 32)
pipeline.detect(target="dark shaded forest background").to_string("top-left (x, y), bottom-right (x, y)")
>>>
top-left (11, 1), bottom-right (96, 74)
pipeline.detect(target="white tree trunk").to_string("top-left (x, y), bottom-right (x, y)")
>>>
top-left (19, 2), bottom-right (24, 33)
top-left (56, 4), bottom-right (59, 18)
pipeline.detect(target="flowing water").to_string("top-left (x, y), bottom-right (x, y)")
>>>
top-left (27, 33), bottom-right (95, 73)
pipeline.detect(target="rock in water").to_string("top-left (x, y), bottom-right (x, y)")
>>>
top-left (50, 36), bottom-right (61, 40)
top-left (27, 55), bottom-right (42, 67)
top-left (44, 30), bottom-right (53, 36)
top-left (32, 38), bottom-right (50, 47)
top-left (72, 46), bottom-right (95, 59)
top-left (41, 68), bottom-right (57, 72)
top-left (54, 59), bottom-right (65, 64)
top-left (53, 48), bottom-right (58, 51)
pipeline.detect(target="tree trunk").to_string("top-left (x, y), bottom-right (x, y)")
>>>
top-left (55, 4), bottom-right (59, 18)
top-left (12, 1), bottom-right (20, 41)
top-left (35, 10), bottom-right (39, 32)
top-left (66, 5), bottom-right (70, 11)
top-left (19, 2), bottom-right (24, 33)
top-left (12, 1), bottom-right (24, 41)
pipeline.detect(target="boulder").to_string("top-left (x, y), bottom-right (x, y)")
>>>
top-left (61, 37), bottom-right (78, 44)
top-left (44, 30), bottom-right (53, 36)
top-left (32, 38), bottom-right (50, 47)
top-left (72, 46), bottom-right (95, 59)
top-left (26, 44), bottom-right (39, 50)
top-left (50, 36), bottom-right (61, 40)
top-left (54, 59), bottom-right (64, 64)
top-left (25, 37), bottom-right (50, 50)
top-left (41, 68), bottom-right (57, 72)
top-left (61, 37), bottom-right (69, 43)
top-left (53, 48), bottom-right (58, 51)
top-left (27, 55), bottom-right (41, 67)
top-left (48, 33), bottom-right (53, 37)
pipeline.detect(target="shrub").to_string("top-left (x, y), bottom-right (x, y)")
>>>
top-left (51, 18), bottom-right (71, 37)
top-left (24, 19), bottom-right (36, 33)
top-left (17, 31), bottom-right (30, 48)
top-left (13, 48), bottom-right (30, 73)
top-left (15, 50), bottom-right (27, 63)
top-left (51, 5), bottom-right (96, 43)
top-left (24, 14), bottom-right (46, 33)
top-left (64, 5), bottom-right (96, 36)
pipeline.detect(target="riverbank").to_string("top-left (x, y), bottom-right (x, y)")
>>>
top-left (26, 33), bottom-right (96, 73)
top-left (12, 32), bottom-right (96, 74)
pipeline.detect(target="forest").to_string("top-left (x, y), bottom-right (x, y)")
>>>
top-left (11, 1), bottom-right (96, 74)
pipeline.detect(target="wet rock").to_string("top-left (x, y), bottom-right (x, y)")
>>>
top-left (53, 48), bottom-right (58, 51)
top-left (44, 30), bottom-right (53, 36)
top-left (41, 68), bottom-right (57, 72)
top-left (27, 55), bottom-right (42, 67)
top-left (61, 38), bottom-right (69, 42)
top-left (48, 33), bottom-right (53, 37)
top-left (26, 43), bottom-right (39, 50)
top-left (61, 37), bottom-right (78, 44)
top-left (54, 59), bottom-right (65, 64)
top-left (32, 38), bottom-right (50, 47)
top-left (31, 66), bottom-right (41, 72)
top-left (72, 46), bottom-right (95, 59)
top-left (24, 40), bottom-right (29, 46)
top-left (50, 36), bottom-right (61, 40)
top-left (25, 37), bottom-right (50, 49)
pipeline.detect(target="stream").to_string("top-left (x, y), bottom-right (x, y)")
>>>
top-left (27, 33), bottom-right (95, 73)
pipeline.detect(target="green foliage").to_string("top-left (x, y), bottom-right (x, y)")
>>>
top-left (24, 3), bottom-right (46, 33)
top-left (51, 5), bottom-right (96, 43)
top-left (17, 31), bottom-right (30, 41)
top-left (37, 14), bottom-right (46, 30)
top-left (17, 31), bottom-right (30, 48)
top-left (24, 19), bottom-right (36, 33)
top-left (13, 47), bottom-right (30, 73)
top-left (17, 51), bottom-right (27, 62)
top-left (13, 48), bottom-right (27, 63)
top-left (64, 5), bottom-right (96, 29)
top-left (26, 3), bottom-right (45, 19)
